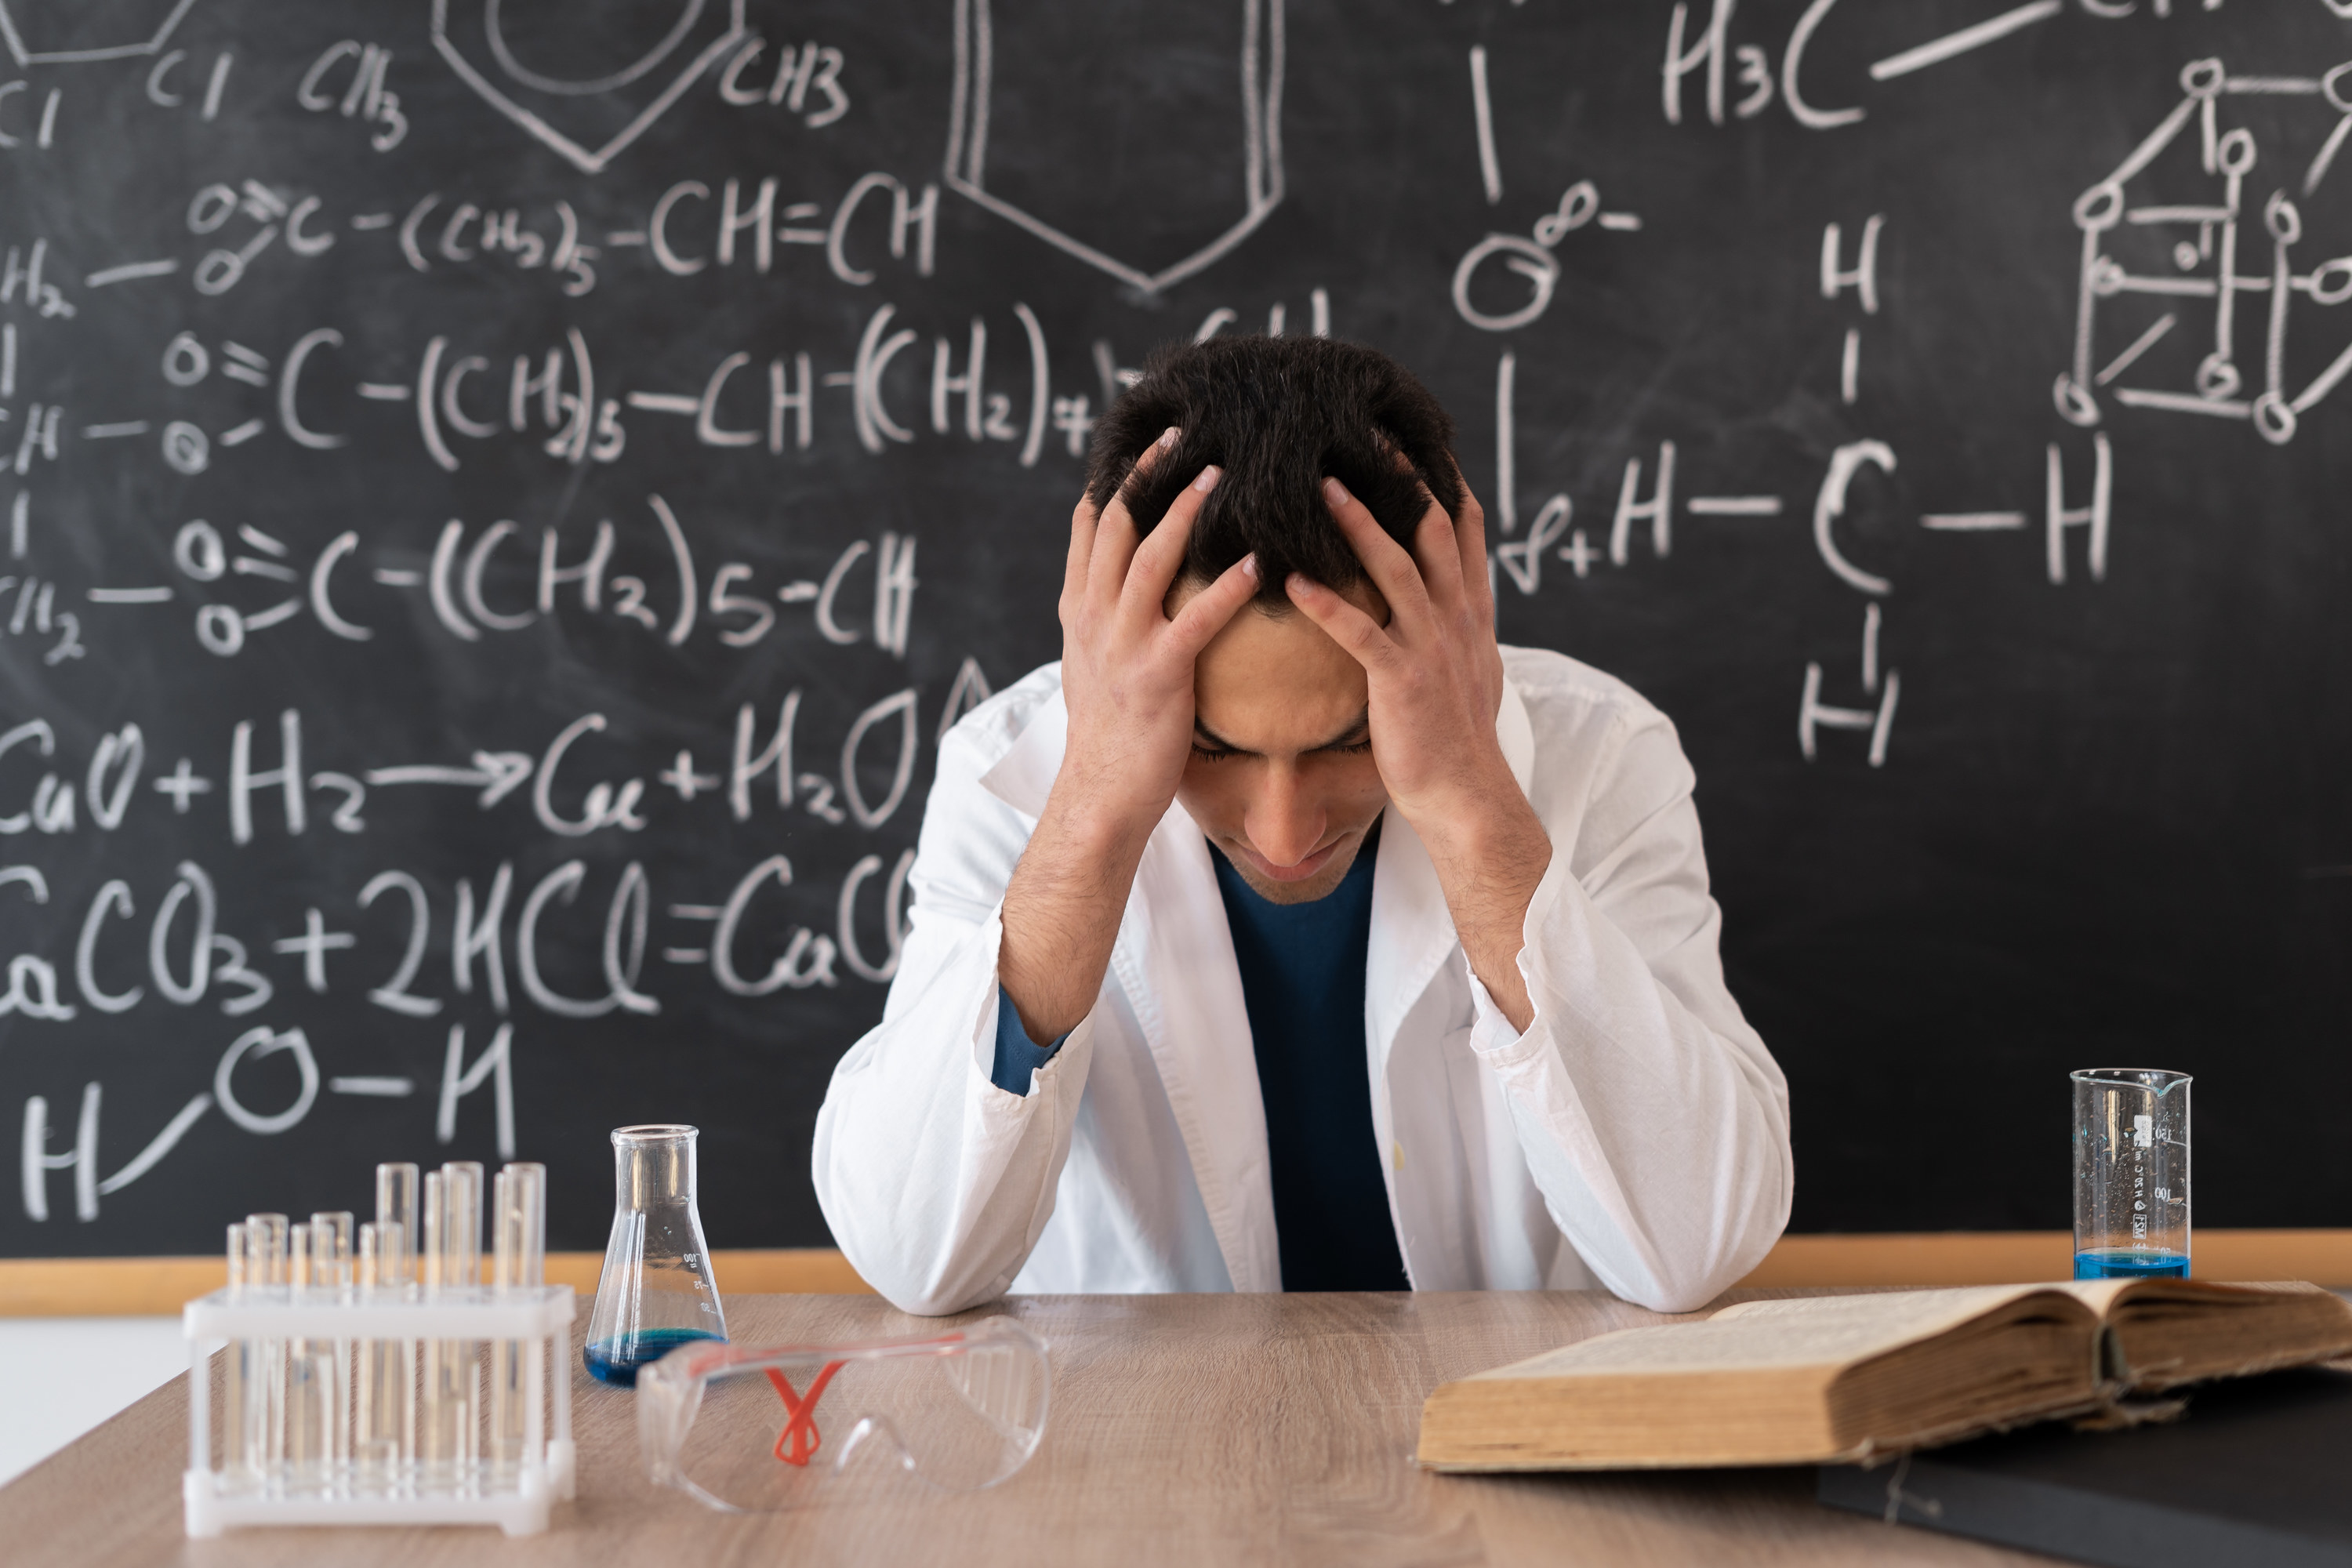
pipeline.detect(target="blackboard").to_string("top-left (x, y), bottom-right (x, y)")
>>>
top-left (2, 0), bottom-right (2346, 1259)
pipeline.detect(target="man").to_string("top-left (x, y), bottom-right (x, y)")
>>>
top-left (814, 336), bottom-right (1790, 1315)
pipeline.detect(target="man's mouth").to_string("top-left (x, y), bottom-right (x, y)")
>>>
top-left (1229, 833), bottom-right (1348, 884)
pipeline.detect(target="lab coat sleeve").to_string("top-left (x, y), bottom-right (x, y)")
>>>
top-left (1465, 706), bottom-right (1794, 1313)
top-left (810, 715), bottom-right (1094, 1316)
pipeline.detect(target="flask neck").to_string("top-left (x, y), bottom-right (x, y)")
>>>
top-left (614, 1131), bottom-right (698, 1211)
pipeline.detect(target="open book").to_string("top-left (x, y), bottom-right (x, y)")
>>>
top-left (1417, 1280), bottom-right (2352, 1471)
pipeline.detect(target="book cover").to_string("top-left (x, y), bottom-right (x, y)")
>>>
top-left (1817, 1366), bottom-right (2352, 1568)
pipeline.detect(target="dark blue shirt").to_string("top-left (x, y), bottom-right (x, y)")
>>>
top-left (1209, 822), bottom-right (1406, 1291)
top-left (989, 824), bottom-right (1407, 1292)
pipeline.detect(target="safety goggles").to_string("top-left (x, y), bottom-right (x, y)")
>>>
top-left (635, 1318), bottom-right (1051, 1511)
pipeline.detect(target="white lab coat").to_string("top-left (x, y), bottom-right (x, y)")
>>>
top-left (812, 647), bottom-right (1792, 1315)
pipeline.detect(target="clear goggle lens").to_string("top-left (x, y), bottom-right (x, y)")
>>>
top-left (637, 1318), bottom-right (1051, 1511)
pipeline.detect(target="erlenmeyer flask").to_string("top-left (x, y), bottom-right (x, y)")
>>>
top-left (585, 1124), bottom-right (728, 1386)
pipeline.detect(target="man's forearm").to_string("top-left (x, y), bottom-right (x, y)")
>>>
top-left (997, 794), bottom-right (1156, 1040)
top-left (1410, 782), bottom-right (1552, 1034)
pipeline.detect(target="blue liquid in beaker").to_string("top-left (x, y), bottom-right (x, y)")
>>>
top-left (584, 1327), bottom-right (724, 1387)
top-left (2073, 1248), bottom-right (2189, 1280)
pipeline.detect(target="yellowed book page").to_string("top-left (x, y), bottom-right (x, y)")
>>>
top-left (2051, 1278), bottom-right (2340, 1313)
top-left (1468, 1287), bottom-right (2076, 1385)
top-left (2049, 1278), bottom-right (2135, 1314)
top-left (2092, 1279), bottom-right (2352, 1388)
top-left (2059, 1278), bottom-right (2339, 1310)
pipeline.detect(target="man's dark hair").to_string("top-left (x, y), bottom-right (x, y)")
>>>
top-left (1084, 336), bottom-right (1465, 606)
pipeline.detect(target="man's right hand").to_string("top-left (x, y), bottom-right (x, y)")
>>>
top-left (997, 430), bottom-right (1258, 1045)
top-left (1053, 430), bottom-right (1258, 837)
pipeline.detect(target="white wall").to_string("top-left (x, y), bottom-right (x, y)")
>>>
top-left (0, 1318), bottom-right (187, 1487)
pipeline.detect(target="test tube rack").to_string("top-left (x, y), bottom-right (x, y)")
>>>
top-left (181, 1284), bottom-right (576, 1537)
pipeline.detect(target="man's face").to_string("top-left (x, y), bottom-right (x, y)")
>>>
top-left (1167, 578), bottom-right (1391, 905)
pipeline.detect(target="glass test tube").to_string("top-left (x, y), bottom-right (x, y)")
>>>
top-left (311, 1213), bottom-right (354, 1483)
top-left (285, 1225), bottom-right (333, 1489)
top-left (376, 1163), bottom-right (418, 1274)
top-left (420, 1165), bottom-right (483, 1486)
top-left (445, 1163), bottom-right (483, 1486)
top-left (489, 1163), bottom-right (546, 1476)
top-left (376, 1163), bottom-right (419, 1478)
top-left (245, 1214), bottom-right (289, 1484)
top-left (444, 1163), bottom-right (483, 1283)
top-left (222, 1222), bottom-right (250, 1484)
top-left (419, 1170), bottom-right (449, 1483)
top-left (355, 1221), bottom-right (411, 1490)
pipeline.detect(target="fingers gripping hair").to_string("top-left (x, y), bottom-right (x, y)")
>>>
top-left (1082, 336), bottom-right (1466, 607)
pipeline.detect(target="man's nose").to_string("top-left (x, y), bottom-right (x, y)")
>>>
top-left (1245, 767), bottom-right (1325, 868)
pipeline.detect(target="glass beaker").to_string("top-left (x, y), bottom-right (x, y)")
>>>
top-left (2072, 1068), bottom-right (2190, 1279)
top-left (586, 1125), bottom-right (728, 1387)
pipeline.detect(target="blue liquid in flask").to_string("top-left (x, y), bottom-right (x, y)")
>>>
top-left (2073, 1248), bottom-right (2189, 1280)
top-left (584, 1327), bottom-right (724, 1387)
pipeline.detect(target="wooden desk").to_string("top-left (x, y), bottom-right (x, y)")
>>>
top-left (0, 1290), bottom-right (2053, 1567)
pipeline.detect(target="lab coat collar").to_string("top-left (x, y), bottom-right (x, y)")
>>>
top-left (977, 677), bottom-right (1067, 819)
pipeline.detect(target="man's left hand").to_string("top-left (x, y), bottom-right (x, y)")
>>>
top-left (1286, 474), bottom-right (1553, 1033)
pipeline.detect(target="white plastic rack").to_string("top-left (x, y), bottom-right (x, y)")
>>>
top-left (182, 1283), bottom-right (575, 1537)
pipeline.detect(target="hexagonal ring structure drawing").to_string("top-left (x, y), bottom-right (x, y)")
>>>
top-left (0, 0), bottom-right (195, 66)
top-left (431, 0), bottom-right (747, 175)
top-left (943, 0), bottom-right (1285, 296)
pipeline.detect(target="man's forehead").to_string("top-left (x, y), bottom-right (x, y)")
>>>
top-left (1192, 603), bottom-right (1371, 748)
